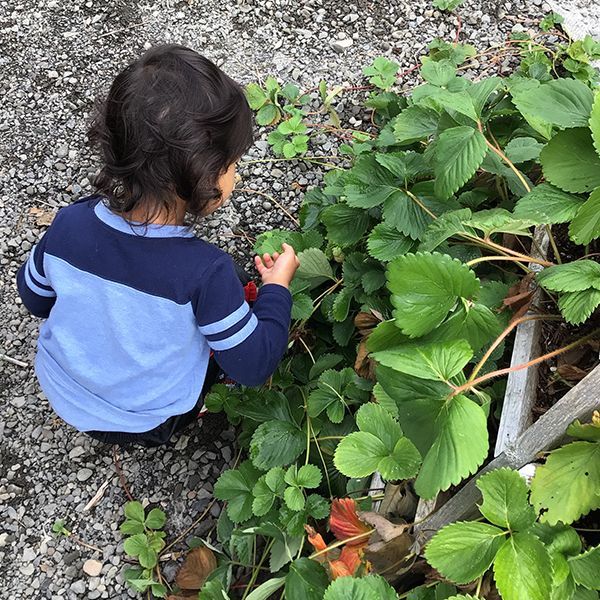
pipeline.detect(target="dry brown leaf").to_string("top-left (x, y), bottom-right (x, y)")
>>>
top-left (556, 364), bottom-right (589, 381)
top-left (29, 207), bottom-right (56, 226)
top-left (175, 546), bottom-right (217, 591)
top-left (354, 338), bottom-right (375, 379)
top-left (360, 512), bottom-right (412, 582)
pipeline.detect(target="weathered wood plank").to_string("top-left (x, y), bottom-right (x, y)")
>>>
top-left (414, 364), bottom-right (600, 544)
top-left (495, 226), bottom-right (549, 456)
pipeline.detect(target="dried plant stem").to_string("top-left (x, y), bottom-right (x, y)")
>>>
top-left (113, 447), bottom-right (134, 503)
top-left (455, 328), bottom-right (600, 396)
top-left (235, 187), bottom-right (300, 227)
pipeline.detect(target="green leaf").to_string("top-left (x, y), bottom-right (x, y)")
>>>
top-left (374, 340), bottom-right (473, 382)
top-left (373, 382), bottom-right (400, 418)
top-left (254, 229), bottom-right (323, 255)
top-left (309, 354), bottom-right (343, 380)
top-left (284, 558), bottom-right (329, 600)
top-left (284, 486), bottom-right (305, 511)
top-left (419, 208), bottom-right (473, 252)
top-left (386, 252), bottom-right (480, 337)
top-left (124, 501), bottom-right (146, 524)
top-left (433, 126), bottom-right (487, 199)
top-left (468, 77), bottom-right (502, 116)
top-left (214, 461), bottom-right (262, 523)
top-left (393, 105), bottom-right (440, 145)
top-left (321, 203), bottom-right (371, 246)
top-left (332, 287), bottom-right (353, 322)
top-left (591, 91), bottom-right (600, 156)
top-left (250, 421), bottom-right (306, 470)
top-left (144, 508), bottom-right (166, 530)
top-left (295, 464), bottom-right (322, 488)
top-left (307, 368), bottom-right (369, 423)
top-left (421, 60), bottom-right (456, 86)
top-left (425, 522), bottom-right (506, 584)
top-left (558, 289), bottom-right (600, 324)
top-left (511, 79), bottom-right (594, 129)
top-left (292, 293), bottom-right (314, 320)
top-left (296, 248), bottom-right (335, 283)
top-left (323, 574), bottom-right (398, 600)
top-left (252, 468), bottom-right (286, 517)
top-left (124, 534), bottom-right (158, 569)
top-left (573, 588), bottom-right (600, 600)
top-left (367, 223), bottom-right (415, 261)
top-left (334, 403), bottom-right (421, 480)
top-left (363, 56), bottom-right (399, 90)
top-left (476, 468), bottom-right (536, 531)
top-left (123, 533), bottom-right (148, 557)
top-left (536, 260), bottom-right (600, 292)
top-left (541, 128), bottom-right (600, 193)
top-left (245, 577), bottom-right (286, 600)
top-left (425, 303), bottom-right (502, 354)
top-left (567, 418), bottom-right (600, 442)
top-left (569, 546), bottom-right (600, 590)
top-left (256, 103), bottom-right (280, 126)
top-left (415, 394), bottom-right (488, 498)
top-left (366, 320), bottom-right (410, 353)
top-left (464, 208), bottom-right (535, 237)
top-left (432, 0), bottom-right (465, 10)
top-left (376, 365), bottom-right (452, 456)
top-left (530, 440), bottom-right (600, 524)
top-left (570, 187), bottom-right (600, 245)
top-left (246, 83), bottom-right (268, 110)
top-left (513, 183), bottom-right (585, 224)
top-left (199, 579), bottom-right (231, 600)
top-left (493, 533), bottom-right (553, 600)
top-left (120, 519), bottom-right (145, 535)
top-left (504, 137), bottom-right (544, 163)
top-left (382, 187), bottom-right (433, 240)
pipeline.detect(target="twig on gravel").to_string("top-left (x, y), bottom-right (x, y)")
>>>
top-left (83, 477), bottom-right (111, 512)
top-left (0, 353), bottom-right (28, 368)
top-left (113, 446), bottom-right (135, 503)
top-left (98, 18), bottom-right (156, 39)
top-left (455, 14), bottom-right (462, 43)
top-left (160, 498), bottom-right (217, 556)
top-left (235, 187), bottom-right (300, 227)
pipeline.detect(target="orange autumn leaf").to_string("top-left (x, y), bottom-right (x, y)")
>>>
top-left (305, 525), bottom-right (328, 553)
top-left (329, 559), bottom-right (352, 579)
top-left (339, 545), bottom-right (363, 574)
top-left (329, 498), bottom-right (372, 546)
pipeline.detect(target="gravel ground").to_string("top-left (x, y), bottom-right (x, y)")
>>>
top-left (0, 0), bottom-right (559, 597)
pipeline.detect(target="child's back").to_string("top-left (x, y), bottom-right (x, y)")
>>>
top-left (17, 45), bottom-right (298, 444)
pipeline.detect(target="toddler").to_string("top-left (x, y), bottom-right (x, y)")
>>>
top-left (17, 45), bottom-right (299, 446)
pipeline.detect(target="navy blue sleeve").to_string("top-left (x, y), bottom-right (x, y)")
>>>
top-left (195, 256), bottom-right (292, 386)
top-left (16, 232), bottom-right (57, 319)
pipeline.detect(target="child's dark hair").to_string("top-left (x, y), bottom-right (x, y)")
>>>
top-left (89, 44), bottom-right (253, 219)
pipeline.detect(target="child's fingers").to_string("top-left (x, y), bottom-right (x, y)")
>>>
top-left (262, 253), bottom-right (274, 268)
top-left (254, 255), bottom-right (266, 275)
top-left (272, 252), bottom-right (280, 261)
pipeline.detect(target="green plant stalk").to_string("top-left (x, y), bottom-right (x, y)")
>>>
top-left (308, 529), bottom-right (374, 559)
top-left (546, 224), bottom-right (563, 264)
top-left (309, 419), bottom-right (333, 498)
top-left (241, 538), bottom-right (276, 600)
top-left (456, 327), bottom-right (600, 396)
top-left (466, 255), bottom-right (533, 270)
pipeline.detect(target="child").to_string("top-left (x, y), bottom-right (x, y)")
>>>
top-left (16, 45), bottom-right (299, 447)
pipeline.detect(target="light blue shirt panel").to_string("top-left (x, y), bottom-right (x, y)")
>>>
top-left (36, 254), bottom-right (210, 432)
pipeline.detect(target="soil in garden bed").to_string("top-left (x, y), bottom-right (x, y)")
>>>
top-left (534, 224), bottom-right (600, 417)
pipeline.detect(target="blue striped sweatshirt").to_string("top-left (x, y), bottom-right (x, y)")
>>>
top-left (16, 196), bottom-right (292, 432)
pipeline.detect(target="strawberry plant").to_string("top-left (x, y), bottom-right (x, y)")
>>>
top-left (118, 28), bottom-right (600, 600)
top-left (200, 33), bottom-right (600, 598)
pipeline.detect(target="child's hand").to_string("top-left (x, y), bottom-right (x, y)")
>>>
top-left (254, 243), bottom-right (300, 289)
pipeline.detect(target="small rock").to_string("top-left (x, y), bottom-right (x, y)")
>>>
top-left (76, 468), bottom-right (93, 482)
top-left (20, 563), bottom-right (35, 576)
top-left (83, 559), bottom-right (103, 577)
top-left (70, 580), bottom-right (86, 594)
top-left (330, 38), bottom-right (353, 53)
top-left (69, 446), bottom-right (85, 459)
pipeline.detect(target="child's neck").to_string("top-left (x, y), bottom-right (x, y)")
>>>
top-left (122, 197), bottom-right (187, 226)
